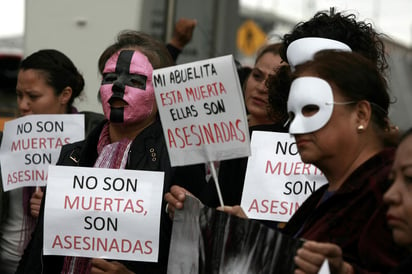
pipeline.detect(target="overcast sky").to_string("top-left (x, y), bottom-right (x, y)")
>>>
top-left (1, 0), bottom-right (412, 47)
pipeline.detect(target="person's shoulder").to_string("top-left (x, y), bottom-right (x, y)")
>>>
top-left (81, 110), bottom-right (104, 120)
top-left (61, 139), bottom-right (86, 150)
top-left (60, 139), bottom-right (86, 156)
top-left (79, 111), bottom-right (105, 136)
top-left (136, 118), bottom-right (163, 140)
top-left (57, 139), bottom-right (87, 166)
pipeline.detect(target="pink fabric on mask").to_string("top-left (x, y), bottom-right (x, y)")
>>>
top-left (100, 50), bottom-right (155, 124)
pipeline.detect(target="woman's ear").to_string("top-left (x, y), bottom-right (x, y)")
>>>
top-left (355, 100), bottom-right (372, 129)
top-left (59, 87), bottom-right (73, 105)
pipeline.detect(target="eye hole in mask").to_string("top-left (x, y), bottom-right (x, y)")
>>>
top-left (286, 77), bottom-right (357, 134)
top-left (102, 73), bottom-right (117, 83)
top-left (286, 77), bottom-right (334, 134)
top-left (129, 75), bottom-right (147, 89)
top-left (302, 104), bottom-right (320, 117)
top-left (285, 104), bottom-right (320, 127)
top-left (102, 73), bottom-right (147, 89)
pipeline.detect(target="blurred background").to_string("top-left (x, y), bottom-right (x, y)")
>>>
top-left (1, 0), bottom-right (412, 131)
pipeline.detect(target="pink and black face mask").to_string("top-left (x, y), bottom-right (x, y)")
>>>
top-left (99, 50), bottom-right (155, 124)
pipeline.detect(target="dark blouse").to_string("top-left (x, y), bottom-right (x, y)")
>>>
top-left (388, 256), bottom-right (412, 274)
top-left (282, 148), bottom-right (408, 273)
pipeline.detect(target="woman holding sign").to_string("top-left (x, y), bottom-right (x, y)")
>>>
top-left (268, 50), bottom-right (407, 273)
top-left (17, 31), bottom-right (205, 274)
top-left (0, 49), bottom-right (104, 274)
top-left (166, 50), bottom-right (408, 273)
top-left (214, 43), bottom-right (288, 205)
top-left (182, 42), bottom-right (288, 208)
top-left (216, 50), bottom-right (407, 273)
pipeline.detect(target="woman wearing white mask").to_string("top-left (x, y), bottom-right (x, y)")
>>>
top-left (221, 48), bottom-right (407, 273)
top-left (271, 50), bottom-right (407, 274)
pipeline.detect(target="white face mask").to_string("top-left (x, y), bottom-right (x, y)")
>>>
top-left (287, 77), bottom-right (334, 134)
top-left (287, 37), bottom-right (352, 71)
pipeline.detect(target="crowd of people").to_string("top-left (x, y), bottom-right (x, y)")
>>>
top-left (0, 8), bottom-right (411, 274)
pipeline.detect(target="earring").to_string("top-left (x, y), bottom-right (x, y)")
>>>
top-left (357, 124), bottom-right (365, 132)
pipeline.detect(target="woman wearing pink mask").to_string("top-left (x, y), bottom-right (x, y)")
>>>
top-left (16, 30), bottom-right (205, 274)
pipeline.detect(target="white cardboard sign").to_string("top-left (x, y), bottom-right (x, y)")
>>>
top-left (0, 114), bottom-right (84, 191)
top-left (241, 131), bottom-right (328, 222)
top-left (43, 165), bottom-right (165, 262)
top-left (152, 55), bottom-right (250, 166)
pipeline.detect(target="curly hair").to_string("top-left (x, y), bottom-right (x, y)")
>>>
top-left (280, 10), bottom-right (388, 74)
top-left (267, 65), bottom-right (292, 122)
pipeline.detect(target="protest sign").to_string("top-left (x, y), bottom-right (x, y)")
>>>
top-left (43, 165), bottom-right (165, 262)
top-left (167, 196), bottom-right (303, 273)
top-left (241, 131), bottom-right (328, 222)
top-left (152, 55), bottom-right (250, 167)
top-left (0, 114), bottom-right (84, 191)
